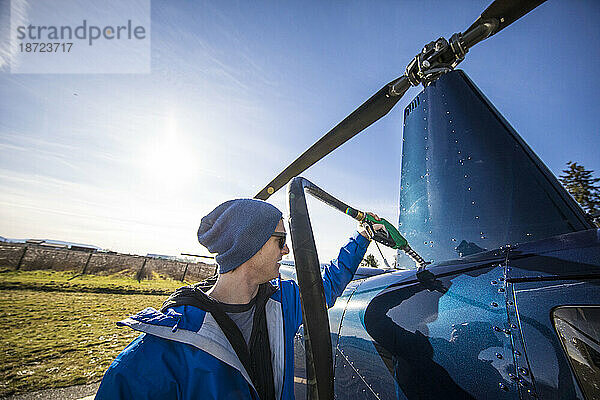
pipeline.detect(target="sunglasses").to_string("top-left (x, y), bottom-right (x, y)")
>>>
top-left (271, 231), bottom-right (287, 250)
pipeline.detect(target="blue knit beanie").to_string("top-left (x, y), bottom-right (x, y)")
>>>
top-left (197, 199), bottom-right (283, 274)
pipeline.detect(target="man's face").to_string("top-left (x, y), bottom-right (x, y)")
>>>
top-left (248, 219), bottom-right (289, 283)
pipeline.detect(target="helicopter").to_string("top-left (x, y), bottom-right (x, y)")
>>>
top-left (253, 0), bottom-right (600, 399)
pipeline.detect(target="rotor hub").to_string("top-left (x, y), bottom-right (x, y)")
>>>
top-left (405, 35), bottom-right (468, 87)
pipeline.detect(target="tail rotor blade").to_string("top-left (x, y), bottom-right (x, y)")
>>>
top-left (255, 76), bottom-right (409, 200)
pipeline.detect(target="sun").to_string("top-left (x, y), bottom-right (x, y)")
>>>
top-left (139, 112), bottom-right (196, 188)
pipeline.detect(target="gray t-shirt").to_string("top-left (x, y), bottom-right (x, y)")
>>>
top-left (213, 297), bottom-right (256, 346)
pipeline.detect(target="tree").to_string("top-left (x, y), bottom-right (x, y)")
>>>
top-left (559, 161), bottom-right (600, 226)
top-left (362, 253), bottom-right (379, 268)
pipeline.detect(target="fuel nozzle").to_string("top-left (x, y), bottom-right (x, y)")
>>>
top-left (345, 207), bottom-right (429, 270)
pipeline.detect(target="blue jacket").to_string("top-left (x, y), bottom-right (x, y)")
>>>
top-left (96, 232), bottom-right (369, 400)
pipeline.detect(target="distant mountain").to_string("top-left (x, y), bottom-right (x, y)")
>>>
top-left (0, 236), bottom-right (25, 243)
top-left (37, 239), bottom-right (101, 250)
top-left (0, 236), bottom-right (101, 250)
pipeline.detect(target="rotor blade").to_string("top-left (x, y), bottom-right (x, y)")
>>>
top-left (255, 76), bottom-right (407, 200)
top-left (464, 0), bottom-right (546, 39)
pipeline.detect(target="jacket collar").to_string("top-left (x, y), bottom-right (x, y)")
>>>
top-left (118, 286), bottom-right (285, 400)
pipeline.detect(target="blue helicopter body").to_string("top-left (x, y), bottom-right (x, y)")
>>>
top-left (289, 71), bottom-right (600, 400)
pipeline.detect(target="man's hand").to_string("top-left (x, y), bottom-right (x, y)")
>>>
top-left (358, 212), bottom-right (387, 239)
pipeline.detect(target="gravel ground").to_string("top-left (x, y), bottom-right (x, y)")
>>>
top-left (0, 382), bottom-right (100, 400)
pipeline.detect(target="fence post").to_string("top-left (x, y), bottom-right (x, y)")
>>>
top-left (82, 253), bottom-right (94, 275)
top-left (136, 258), bottom-right (148, 282)
top-left (16, 246), bottom-right (28, 270)
top-left (181, 263), bottom-right (189, 282)
top-left (49, 251), bottom-right (57, 270)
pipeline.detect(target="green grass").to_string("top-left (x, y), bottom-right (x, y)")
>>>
top-left (0, 289), bottom-right (167, 397)
top-left (0, 270), bottom-right (198, 397)
top-left (0, 269), bottom-right (191, 294)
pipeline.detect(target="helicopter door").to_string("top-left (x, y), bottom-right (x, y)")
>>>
top-left (508, 236), bottom-right (600, 400)
top-left (334, 262), bottom-right (521, 400)
top-left (511, 279), bottom-right (599, 400)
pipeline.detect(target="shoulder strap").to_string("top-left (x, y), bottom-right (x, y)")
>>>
top-left (249, 283), bottom-right (277, 400)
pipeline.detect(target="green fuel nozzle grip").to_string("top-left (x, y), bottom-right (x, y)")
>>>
top-left (345, 207), bottom-right (408, 249)
top-left (345, 206), bottom-right (429, 269)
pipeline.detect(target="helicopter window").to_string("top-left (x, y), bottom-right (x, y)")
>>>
top-left (552, 306), bottom-right (600, 400)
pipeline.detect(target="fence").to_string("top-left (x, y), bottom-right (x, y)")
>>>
top-left (0, 242), bottom-right (216, 282)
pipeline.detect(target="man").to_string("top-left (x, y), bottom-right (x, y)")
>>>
top-left (96, 198), bottom-right (382, 399)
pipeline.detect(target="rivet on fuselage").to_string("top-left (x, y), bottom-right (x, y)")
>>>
top-left (498, 288), bottom-right (505, 293)
top-left (494, 326), bottom-right (502, 332)
top-left (491, 302), bottom-right (499, 307)
top-left (498, 382), bottom-right (508, 391)
top-left (514, 350), bottom-right (521, 357)
top-left (491, 280), bottom-right (498, 285)
top-left (495, 352), bottom-right (503, 359)
top-left (519, 367), bottom-right (529, 376)
top-left (519, 378), bottom-right (528, 386)
top-left (508, 373), bottom-right (517, 380)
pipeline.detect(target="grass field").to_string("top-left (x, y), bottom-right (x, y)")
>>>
top-left (0, 270), bottom-right (190, 397)
top-left (0, 269), bottom-right (190, 294)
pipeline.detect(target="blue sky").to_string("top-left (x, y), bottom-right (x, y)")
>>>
top-left (0, 0), bottom-right (598, 266)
